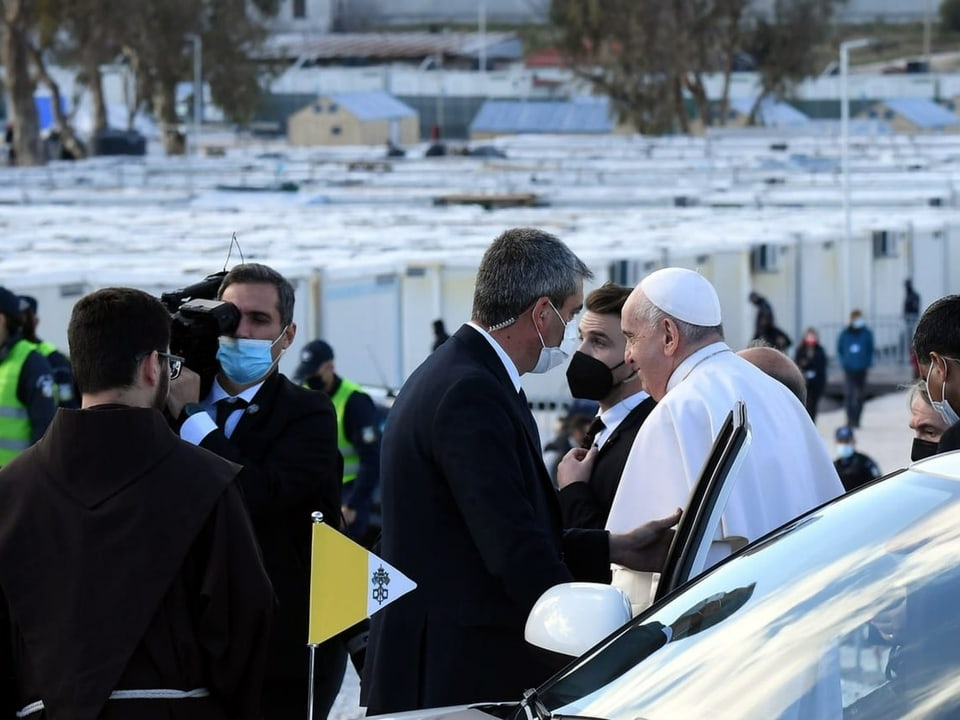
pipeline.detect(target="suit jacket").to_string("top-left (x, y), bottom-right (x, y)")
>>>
top-left (362, 325), bottom-right (610, 714)
top-left (559, 396), bottom-right (656, 529)
top-left (199, 371), bottom-right (342, 682)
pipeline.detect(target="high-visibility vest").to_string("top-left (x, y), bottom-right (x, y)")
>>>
top-left (0, 340), bottom-right (35, 466)
top-left (33, 339), bottom-right (58, 357)
top-left (30, 339), bottom-right (72, 406)
top-left (330, 378), bottom-right (364, 484)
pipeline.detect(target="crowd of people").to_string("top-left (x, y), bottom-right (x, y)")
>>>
top-left (0, 229), bottom-right (956, 718)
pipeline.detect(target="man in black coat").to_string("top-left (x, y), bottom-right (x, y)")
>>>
top-left (558, 282), bottom-right (656, 529)
top-left (0, 287), bottom-right (273, 719)
top-left (361, 228), bottom-right (680, 714)
top-left (166, 263), bottom-right (344, 719)
top-left (912, 294), bottom-right (960, 455)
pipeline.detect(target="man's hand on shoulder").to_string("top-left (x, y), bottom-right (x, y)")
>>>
top-left (609, 509), bottom-right (682, 573)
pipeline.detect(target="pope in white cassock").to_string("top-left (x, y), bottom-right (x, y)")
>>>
top-left (606, 268), bottom-right (843, 612)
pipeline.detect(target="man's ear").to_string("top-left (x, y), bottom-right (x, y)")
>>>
top-left (662, 318), bottom-right (681, 357)
top-left (935, 353), bottom-right (953, 381)
top-left (282, 322), bottom-right (297, 349)
top-left (140, 350), bottom-right (161, 388)
top-left (532, 296), bottom-right (551, 320)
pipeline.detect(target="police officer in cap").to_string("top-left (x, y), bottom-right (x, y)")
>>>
top-left (833, 425), bottom-right (882, 492)
top-left (19, 295), bottom-right (79, 408)
top-left (296, 339), bottom-right (382, 546)
top-left (0, 287), bottom-right (55, 467)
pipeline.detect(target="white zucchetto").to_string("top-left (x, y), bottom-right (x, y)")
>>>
top-left (640, 267), bottom-right (722, 327)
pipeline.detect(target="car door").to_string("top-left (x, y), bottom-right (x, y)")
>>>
top-left (654, 400), bottom-right (752, 601)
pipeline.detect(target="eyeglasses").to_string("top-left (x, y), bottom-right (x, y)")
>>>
top-left (156, 351), bottom-right (185, 380)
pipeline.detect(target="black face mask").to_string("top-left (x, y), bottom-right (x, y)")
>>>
top-left (566, 351), bottom-right (625, 401)
top-left (911, 437), bottom-right (939, 462)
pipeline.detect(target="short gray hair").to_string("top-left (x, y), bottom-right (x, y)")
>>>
top-left (218, 263), bottom-right (296, 326)
top-left (908, 378), bottom-right (933, 409)
top-left (472, 228), bottom-right (593, 328)
top-left (634, 293), bottom-right (724, 343)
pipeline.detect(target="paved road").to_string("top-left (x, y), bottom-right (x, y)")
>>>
top-left (331, 665), bottom-right (363, 720)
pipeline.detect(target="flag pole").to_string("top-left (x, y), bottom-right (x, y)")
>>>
top-left (307, 511), bottom-right (324, 720)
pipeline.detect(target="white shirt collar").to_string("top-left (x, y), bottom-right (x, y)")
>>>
top-left (467, 321), bottom-right (522, 393)
top-left (666, 341), bottom-right (731, 394)
top-left (206, 377), bottom-right (265, 406)
top-left (596, 390), bottom-right (650, 448)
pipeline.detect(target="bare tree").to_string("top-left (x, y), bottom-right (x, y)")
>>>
top-left (26, 42), bottom-right (87, 159)
top-left (744, 0), bottom-right (845, 121)
top-left (550, 0), bottom-right (838, 134)
top-left (1, 0), bottom-right (42, 165)
top-left (550, 0), bottom-right (751, 133)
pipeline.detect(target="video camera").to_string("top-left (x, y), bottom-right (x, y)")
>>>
top-left (160, 271), bottom-right (241, 397)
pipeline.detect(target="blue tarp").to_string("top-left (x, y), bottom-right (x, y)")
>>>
top-left (730, 98), bottom-right (810, 127)
top-left (469, 97), bottom-right (613, 134)
top-left (878, 98), bottom-right (960, 129)
top-left (35, 96), bottom-right (68, 132)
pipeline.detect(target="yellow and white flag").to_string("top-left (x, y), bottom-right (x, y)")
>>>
top-left (307, 519), bottom-right (416, 646)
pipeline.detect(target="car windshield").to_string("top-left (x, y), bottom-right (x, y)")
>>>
top-left (538, 455), bottom-right (960, 720)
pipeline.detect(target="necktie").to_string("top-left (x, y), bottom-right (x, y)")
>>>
top-left (216, 397), bottom-right (248, 429)
top-left (517, 389), bottom-right (540, 443)
top-left (581, 416), bottom-right (606, 449)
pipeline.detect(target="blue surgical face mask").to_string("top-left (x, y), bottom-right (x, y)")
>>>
top-left (217, 327), bottom-right (287, 386)
top-left (852, 318), bottom-right (865, 329)
top-left (835, 443), bottom-right (854, 460)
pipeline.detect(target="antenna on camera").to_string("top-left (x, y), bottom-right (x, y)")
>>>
top-left (223, 232), bottom-right (245, 271)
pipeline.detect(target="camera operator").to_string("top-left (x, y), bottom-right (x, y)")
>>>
top-left (165, 263), bottom-right (345, 720)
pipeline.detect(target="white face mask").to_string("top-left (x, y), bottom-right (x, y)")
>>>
top-left (926, 358), bottom-right (960, 428)
top-left (530, 301), bottom-right (576, 375)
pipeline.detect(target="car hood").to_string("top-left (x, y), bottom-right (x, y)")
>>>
top-left (368, 704), bottom-right (511, 720)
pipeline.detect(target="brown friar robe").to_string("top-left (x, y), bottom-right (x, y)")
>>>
top-left (0, 405), bottom-right (274, 719)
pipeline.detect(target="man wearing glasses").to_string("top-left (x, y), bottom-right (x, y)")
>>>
top-left (0, 287), bottom-right (274, 718)
top-left (166, 263), bottom-right (344, 719)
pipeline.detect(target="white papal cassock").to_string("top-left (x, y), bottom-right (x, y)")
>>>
top-left (605, 341), bottom-right (844, 612)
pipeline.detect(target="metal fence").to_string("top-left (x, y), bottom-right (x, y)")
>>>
top-left (818, 314), bottom-right (915, 367)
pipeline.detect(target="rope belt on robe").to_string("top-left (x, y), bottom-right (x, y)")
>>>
top-left (17, 688), bottom-right (211, 717)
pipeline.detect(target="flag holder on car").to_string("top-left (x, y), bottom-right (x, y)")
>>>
top-left (306, 511), bottom-right (416, 719)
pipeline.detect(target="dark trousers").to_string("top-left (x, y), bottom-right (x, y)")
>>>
top-left (261, 645), bottom-right (347, 720)
top-left (844, 370), bottom-right (868, 428)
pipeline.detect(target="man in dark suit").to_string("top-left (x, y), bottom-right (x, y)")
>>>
top-left (912, 294), bottom-right (960, 454)
top-left (558, 282), bottom-right (656, 529)
top-left (361, 228), bottom-right (680, 714)
top-left (166, 263), bottom-right (344, 719)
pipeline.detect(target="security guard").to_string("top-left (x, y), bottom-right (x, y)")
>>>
top-left (19, 295), bottom-right (79, 408)
top-left (0, 286), bottom-right (56, 466)
top-left (296, 339), bottom-right (382, 545)
top-left (833, 425), bottom-right (882, 492)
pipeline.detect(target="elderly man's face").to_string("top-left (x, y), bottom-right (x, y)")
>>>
top-left (910, 390), bottom-right (948, 443)
top-left (621, 291), bottom-right (672, 401)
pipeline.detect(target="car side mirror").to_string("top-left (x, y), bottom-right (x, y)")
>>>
top-left (525, 582), bottom-right (632, 657)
